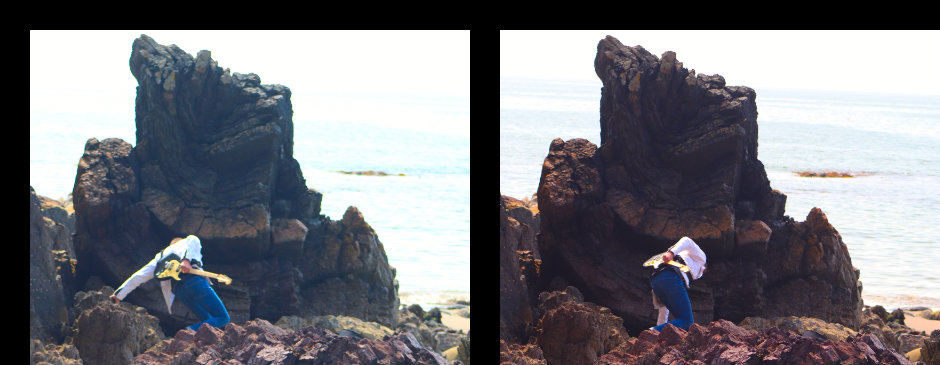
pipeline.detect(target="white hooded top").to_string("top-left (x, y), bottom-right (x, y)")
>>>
top-left (113, 235), bottom-right (205, 314)
top-left (651, 236), bottom-right (707, 326)
top-left (653, 236), bottom-right (707, 288)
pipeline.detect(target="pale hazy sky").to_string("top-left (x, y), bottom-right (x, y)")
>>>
top-left (30, 30), bottom-right (470, 135)
top-left (501, 30), bottom-right (940, 96)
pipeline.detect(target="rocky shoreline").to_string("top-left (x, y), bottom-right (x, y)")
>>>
top-left (501, 192), bottom-right (938, 364)
top-left (31, 34), bottom-right (468, 365)
top-left (500, 35), bottom-right (936, 364)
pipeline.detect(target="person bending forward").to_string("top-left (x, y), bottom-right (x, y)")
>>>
top-left (110, 235), bottom-right (230, 332)
top-left (649, 236), bottom-right (707, 331)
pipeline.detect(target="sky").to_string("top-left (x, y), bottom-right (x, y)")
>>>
top-left (30, 30), bottom-right (470, 136)
top-left (501, 30), bottom-right (940, 97)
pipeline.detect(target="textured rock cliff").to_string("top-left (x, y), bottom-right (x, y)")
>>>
top-left (533, 35), bottom-right (862, 335)
top-left (70, 35), bottom-right (399, 334)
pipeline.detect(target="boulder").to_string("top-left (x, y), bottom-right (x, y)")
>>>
top-left (535, 286), bottom-right (629, 365)
top-left (292, 206), bottom-right (399, 327)
top-left (533, 36), bottom-right (862, 334)
top-left (133, 318), bottom-right (449, 364)
top-left (71, 287), bottom-right (165, 365)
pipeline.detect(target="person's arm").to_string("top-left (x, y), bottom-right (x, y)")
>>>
top-left (662, 251), bottom-right (676, 263)
top-left (111, 259), bottom-right (157, 303)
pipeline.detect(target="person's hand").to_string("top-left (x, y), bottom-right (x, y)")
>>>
top-left (663, 251), bottom-right (675, 263)
top-left (110, 294), bottom-right (120, 304)
top-left (180, 259), bottom-right (192, 273)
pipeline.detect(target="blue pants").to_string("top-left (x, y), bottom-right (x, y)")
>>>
top-left (175, 275), bottom-right (230, 331)
top-left (651, 269), bottom-right (694, 331)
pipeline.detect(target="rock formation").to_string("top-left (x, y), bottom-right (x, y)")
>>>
top-left (131, 318), bottom-right (450, 365)
top-left (533, 35), bottom-right (862, 335)
top-left (535, 286), bottom-right (630, 364)
top-left (69, 287), bottom-right (165, 365)
top-left (30, 186), bottom-right (71, 343)
top-left (69, 34), bottom-right (399, 334)
top-left (500, 194), bottom-right (536, 344)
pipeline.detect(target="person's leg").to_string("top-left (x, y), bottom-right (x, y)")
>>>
top-left (174, 277), bottom-right (211, 331)
top-left (184, 276), bottom-right (230, 331)
top-left (650, 270), bottom-right (694, 331)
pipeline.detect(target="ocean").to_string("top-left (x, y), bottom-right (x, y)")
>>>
top-left (30, 90), bottom-right (470, 310)
top-left (500, 76), bottom-right (940, 310)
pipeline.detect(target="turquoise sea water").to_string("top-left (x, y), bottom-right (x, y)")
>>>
top-left (501, 76), bottom-right (940, 310)
top-left (30, 91), bottom-right (470, 309)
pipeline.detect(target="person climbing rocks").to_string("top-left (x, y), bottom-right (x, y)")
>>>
top-left (648, 236), bottom-right (707, 331)
top-left (110, 235), bottom-right (230, 332)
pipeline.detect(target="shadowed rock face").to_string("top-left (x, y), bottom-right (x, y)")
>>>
top-left (30, 186), bottom-right (70, 343)
top-left (71, 35), bottom-right (398, 333)
top-left (534, 36), bottom-right (861, 335)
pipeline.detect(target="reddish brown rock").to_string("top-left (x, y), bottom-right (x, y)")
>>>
top-left (500, 339), bottom-right (547, 365)
top-left (535, 287), bottom-right (629, 365)
top-left (71, 287), bottom-right (165, 365)
top-left (133, 319), bottom-right (448, 365)
top-left (597, 319), bottom-right (912, 365)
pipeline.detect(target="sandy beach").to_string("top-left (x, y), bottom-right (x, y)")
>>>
top-left (903, 311), bottom-right (940, 333)
top-left (440, 307), bottom-right (470, 333)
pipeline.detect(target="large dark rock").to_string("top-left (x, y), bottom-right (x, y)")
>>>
top-left (534, 36), bottom-right (862, 335)
top-left (500, 194), bottom-right (535, 344)
top-left (70, 34), bottom-right (399, 334)
top-left (129, 34), bottom-right (306, 261)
